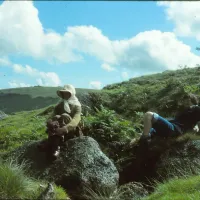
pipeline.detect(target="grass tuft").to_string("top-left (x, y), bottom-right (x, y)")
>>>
top-left (144, 175), bottom-right (200, 200)
top-left (0, 157), bottom-right (69, 199)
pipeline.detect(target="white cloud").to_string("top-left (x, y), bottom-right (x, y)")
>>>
top-left (12, 64), bottom-right (61, 86)
top-left (89, 81), bottom-right (102, 89)
top-left (117, 30), bottom-right (200, 73)
top-left (0, 1), bottom-right (81, 63)
top-left (8, 81), bottom-right (31, 88)
top-left (158, 2), bottom-right (200, 40)
top-left (0, 1), bottom-right (200, 75)
top-left (46, 27), bottom-right (200, 72)
top-left (0, 57), bottom-right (11, 66)
top-left (38, 72), bottom-right (61, 86)
top-left (121, 72), bottom-right (129, 80)
top-left (66, 26), bottom-right (117, 64)
top-left (101, 63), bottom-right (115, 72)
top-left (13, 64), bottom-right (38, 75)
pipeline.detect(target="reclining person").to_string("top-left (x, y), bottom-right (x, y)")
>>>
top-left (46, 84), bottom-right (82, 159)
top-left (129, 93), bottom-right (200, 170)
top-left (139, 93), bottom-right (200, 143)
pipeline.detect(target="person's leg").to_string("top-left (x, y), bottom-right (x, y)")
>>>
top-left (48, 135), bottom-right (62, 158)
top-left (134, 112), bottom-right (156, 171)
top-left (142, 111), bottom-right (177, 137)
top-left (151, 115), bottom-right (176, 137)
top-left (143, 112), bottom-right (157, 136)
top-left (129, 112), bottom-right (155, 145)
top-left (135, 112), bottom-right (171, 171)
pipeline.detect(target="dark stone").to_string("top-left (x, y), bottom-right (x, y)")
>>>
top-left (7, 136), bottom-right (119, 200)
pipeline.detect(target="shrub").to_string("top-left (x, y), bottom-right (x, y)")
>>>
top-left (82, 105), bottom-right (143, 167)
top-left (82, 105), bottom-right (141, 144)
top-left (183, 84), bottom-right (200, 95)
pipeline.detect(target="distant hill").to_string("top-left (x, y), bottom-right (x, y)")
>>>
top-left (0, 86), bottom-right (99, 114)
top-left (1, 66), bottom-right (200, 115)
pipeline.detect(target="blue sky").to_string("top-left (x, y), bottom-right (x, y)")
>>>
top-left (0, 1), bottom-right (200, 89)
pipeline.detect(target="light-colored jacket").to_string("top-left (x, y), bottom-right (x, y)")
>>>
top-left (52, 101), bottom-right (82, 131)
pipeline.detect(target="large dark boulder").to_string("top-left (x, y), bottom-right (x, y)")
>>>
top-left (7, 136), bottom-right (119, 200)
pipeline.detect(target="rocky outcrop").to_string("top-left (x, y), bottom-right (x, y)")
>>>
top-left (7, 136), bottom-right (119, 200)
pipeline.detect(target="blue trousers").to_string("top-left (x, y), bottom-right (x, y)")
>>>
top-left (149, 113), bottom-right (180, 137)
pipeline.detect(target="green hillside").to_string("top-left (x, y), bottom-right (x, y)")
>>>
top-left (0, 86), bottom-right (98, 98)
top-left (101, 66), bottom-right (200, 118)
top-left (0, 86), bottom-right (98, 114)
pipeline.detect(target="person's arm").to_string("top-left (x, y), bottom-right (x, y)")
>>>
top-left (66, 106), bottom-right (82, 130)
top-left (55, 105), bottom-right (82, 135)
top-left (47, 103), bottom-right (61, 121)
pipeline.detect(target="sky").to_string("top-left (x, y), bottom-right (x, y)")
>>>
top-left (0, 1), bottom-right (200, 90)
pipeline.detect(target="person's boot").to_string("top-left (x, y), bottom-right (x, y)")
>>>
top-left (47, 146), bottom-right (61, 161)
top-left (139, 135), bottom-right (151, 146)
top-left (52, 146), bottom-right (60, 159)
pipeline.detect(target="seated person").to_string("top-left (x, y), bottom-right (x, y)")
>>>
top-left (46, 84), bottom-right (82, 159)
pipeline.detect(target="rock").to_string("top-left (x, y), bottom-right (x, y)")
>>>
top-left (7, 136), bottom-right (119, 200)
top-left (37, 183), bottom-right (55, 200)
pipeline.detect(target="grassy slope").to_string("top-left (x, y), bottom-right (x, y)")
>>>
top-left (1, 107), bottom-right (200, 199)
top-left (0, 108), bottom-right (48, 153)
top-left (103, 67), bottom-right (200, 117)
top-left (144, 175), bottom-right (200, 200)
